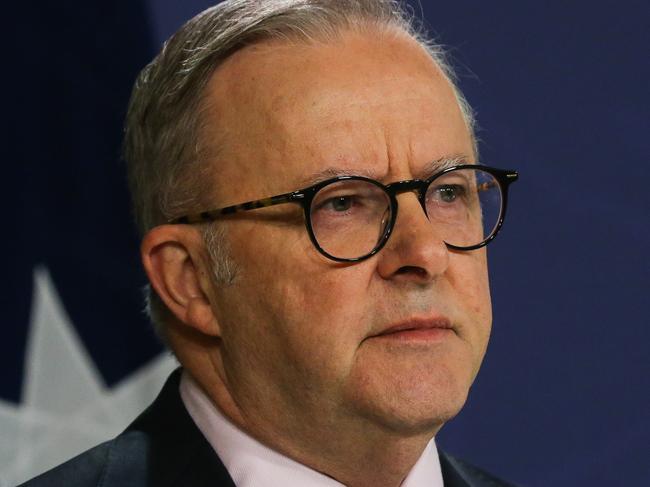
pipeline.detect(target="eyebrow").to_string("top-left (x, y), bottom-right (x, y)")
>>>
top-left (296, 166), bottom-right (376, 188)
top-left (419, 155), bottom-right (470, 178)
top-left (297, 155), bottom-right (471, 188)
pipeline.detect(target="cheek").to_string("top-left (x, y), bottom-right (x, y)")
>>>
top-left (276, 266), bottom-right (373, 358)
top-left (226, 224), bottom-right (375, 371)
top-left (451, 249), bottom-right (491, 316)
top-left (449, 250), bottom-right (492, 372)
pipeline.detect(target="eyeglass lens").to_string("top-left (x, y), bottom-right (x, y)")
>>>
top-left (309, 168), bottom-right (503, 260)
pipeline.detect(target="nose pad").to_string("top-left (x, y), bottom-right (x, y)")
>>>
top-left (377, 207), bottom-right (391, 246)
top-left (416, 189), bottom-right (430, 220)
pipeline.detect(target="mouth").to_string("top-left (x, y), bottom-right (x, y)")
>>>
top-left (370, 317), bottom-right (455, 343)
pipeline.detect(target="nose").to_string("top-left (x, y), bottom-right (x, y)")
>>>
top-left (375, 192), bottom-right (449, 283)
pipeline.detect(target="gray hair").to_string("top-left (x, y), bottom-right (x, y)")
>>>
top-left (123, 0), bottom-right (476, 335)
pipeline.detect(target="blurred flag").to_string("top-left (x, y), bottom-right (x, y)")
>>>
top-left (1, 1), bottom-right (177, 485)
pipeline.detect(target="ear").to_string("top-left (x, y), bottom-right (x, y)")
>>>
top-left (141, 225), bottom-right (221, 337)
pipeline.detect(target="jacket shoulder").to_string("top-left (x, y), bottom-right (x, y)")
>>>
top-left (18, 440), bottom-right (112, 487)
top-left (17, 370), bottom-right (234, 487)
top-left (18, 430), bottom-right (153, 487)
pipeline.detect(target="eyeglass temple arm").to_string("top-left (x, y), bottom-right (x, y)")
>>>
top-left (170, 191), bottom-right (304, 224)
top-left (478, 171), bottom-right (518, 193)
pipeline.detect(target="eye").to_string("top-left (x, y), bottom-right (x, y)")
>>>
top-left (328, 196), bottom-right (354, 212)
top-left (311, 179), bottom-right (389, 222)
top-left (314, 193), bottom-right (362, 214)
top-left (432, 184), bottom-right (466, 203)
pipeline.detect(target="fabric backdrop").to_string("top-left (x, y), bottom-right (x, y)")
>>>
top-left (2, 1), bottom-right (648, 485)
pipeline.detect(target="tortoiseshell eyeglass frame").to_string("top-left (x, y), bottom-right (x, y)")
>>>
top-left (169, 164), bottom-right (519, 262)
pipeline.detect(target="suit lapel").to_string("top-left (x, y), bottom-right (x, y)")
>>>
top-left (439, 450), bottom-right (472, 487)
top-left (103, 368), bottom-right (235, 487)
top-left (439, 450), bottom-right (517, 487)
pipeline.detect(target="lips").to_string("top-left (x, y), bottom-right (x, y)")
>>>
top-left (371, 317), bottom-right (455, 341)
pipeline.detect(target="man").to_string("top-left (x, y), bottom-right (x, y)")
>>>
top-left (22, 1), bottom-right (518, 486)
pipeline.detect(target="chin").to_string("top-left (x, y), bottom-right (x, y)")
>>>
top-left (346, 363), bottom-right (472, 436)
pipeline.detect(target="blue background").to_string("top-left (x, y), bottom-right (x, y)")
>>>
top-left (4, 1), bottom-right (648, 485)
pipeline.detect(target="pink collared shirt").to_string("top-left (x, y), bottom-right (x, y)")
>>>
top-left (180, 371), bottom-right (444, 487)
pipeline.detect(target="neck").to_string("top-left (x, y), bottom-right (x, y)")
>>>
top-left (287, 431), bottom-right (435, 487)
top-left (185, 362), bottom-right (439, 487)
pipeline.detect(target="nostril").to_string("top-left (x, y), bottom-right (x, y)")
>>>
top-left (396, 266), bottom-right (428, 277)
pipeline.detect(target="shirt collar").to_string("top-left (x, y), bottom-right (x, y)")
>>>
top-left (180, 371), bottom-right (444, 487)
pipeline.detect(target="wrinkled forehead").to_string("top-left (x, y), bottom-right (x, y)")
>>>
top-left (200, 30), bottom-right (472, 202)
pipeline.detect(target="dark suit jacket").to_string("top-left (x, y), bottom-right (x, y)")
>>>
top-left (20, 370), bottom-right (515, 487)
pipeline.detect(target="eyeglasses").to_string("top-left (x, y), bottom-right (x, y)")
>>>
top-left (171, 164), bottom-right (518, 262)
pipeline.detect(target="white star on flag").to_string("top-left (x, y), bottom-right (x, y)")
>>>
top-left (0, 267), bottom-right (177, 486)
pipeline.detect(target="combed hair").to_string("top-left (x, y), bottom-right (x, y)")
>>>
top-left (123, 0), bottom-right (476, 335)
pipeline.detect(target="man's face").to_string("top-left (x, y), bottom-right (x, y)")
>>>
top-left (202, 29), bottom-right (491, 440)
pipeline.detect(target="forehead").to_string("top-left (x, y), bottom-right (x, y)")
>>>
top-left (202, 29), bottom-right (473, 201)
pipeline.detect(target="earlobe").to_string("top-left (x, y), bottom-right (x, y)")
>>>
top-left (141, 225), bottom-right (221, 337)
top-left (186, 296), bottom-right (220, 336)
